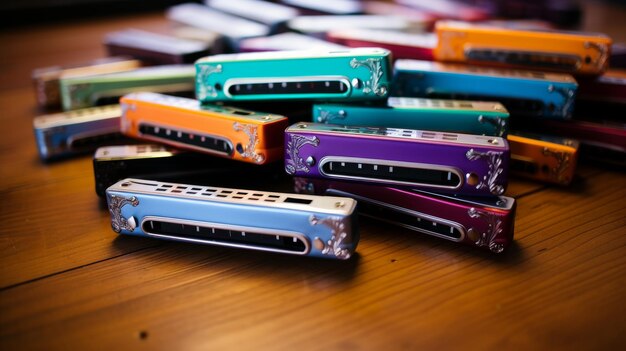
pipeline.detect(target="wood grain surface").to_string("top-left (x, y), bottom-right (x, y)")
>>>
top-left (1, 6), bottom-right (625, 351)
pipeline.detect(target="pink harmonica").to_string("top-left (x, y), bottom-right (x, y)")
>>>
top-left (326, 29), bottom-right (436, 61)
top-left (295, 177), bottom-right (516, 253)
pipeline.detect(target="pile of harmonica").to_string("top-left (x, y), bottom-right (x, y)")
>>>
top-left (32, 0), bottom-right (626, 259)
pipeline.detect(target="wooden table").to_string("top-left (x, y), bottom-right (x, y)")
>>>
top-left (1, 7), bottom-right (625, 350)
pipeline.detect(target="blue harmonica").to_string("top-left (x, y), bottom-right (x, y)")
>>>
top-left (106, 178), bottom-right (358, 259)
top-left (33, 105), bottom-right (124, 161)
top-left (392, 59), bottom-right (578, 119)
top-left (313, 97), bottom-right (510, 137)
top-left (195, 48), bottom-right (392, 102)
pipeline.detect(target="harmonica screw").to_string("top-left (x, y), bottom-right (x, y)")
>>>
top-left (335, 201), bottom-right (345, 208)
top-left (488, 139), bottom-right (499, 145)
top-left (313, 237), bottom-right (325, 251)
top-left (351, 78), bottom-right (362, 89)
top-left (236, 143), bottom-right (244, 154)
top-left (466, 173), bottom-right (479, 186)
top-left (298, 124), bottom-right (307, 128)
top-left (306, 156), bottom-right (315, 167)
top-left (467, 228), bottom-right (479, 242)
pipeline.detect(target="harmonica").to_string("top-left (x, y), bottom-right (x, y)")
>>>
top-left (326, 29), bottom-right (436, 61)
top-left (396, 0), bottom-right (490, 22)
top-left (313, 97), bottom-right (510, 137)
top-left (239, 33), bottom-right (347, 52)
top-left (93, 144), bottom-right (279, 197)
top-left (512, 117), bottom-right (626, 154)
top-left (284, 122), bottom-right (509, 196)
top-left (195, 48), bottom-right (392, 103)
top-left (287, 15), bottom-right (424, 38)
top-left (32, 57), bottom-right (141, 109)
top-left (104, 29), bottom-right (212, 65)
top-left (60, 65), bottom-right (195, 111)
top-left (281, 0), bottom-right (363, 15)
top-left (33, 105), bottom-right (125, 161)
top-left (295, 177), bottom-right (515, 253)
top-left (434, 21), bottom-right (612, 75)
top-left (106, 178), bottom-right (358, 259)
top-left (392, 59), bottom-right (578, 119)
top-left (120, 92), bottom-right (288, 164)
top-left (166, 3), bottom-right (270, 50)
top-left (577, 69), bottom-right (626, 105)
top-left (206, 0), bottom-right (300, 32)
top-left (508, 133), bottom-right (579, 185)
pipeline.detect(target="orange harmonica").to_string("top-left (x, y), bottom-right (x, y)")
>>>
top-left (120, 92), bottom-right (289, 164)
top-left (508, 133), bottom-right (579, 185)
top-left (434, 21), bottom-right (612, 75)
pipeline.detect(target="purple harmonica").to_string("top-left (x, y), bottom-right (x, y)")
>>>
top-left (295, 177), bottom-right (515, 253)
top-left (284, 122), bottom-right (509, 196)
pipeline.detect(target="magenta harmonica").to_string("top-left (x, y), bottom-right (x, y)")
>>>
top-left (295, 177), bottom-right (516, 253)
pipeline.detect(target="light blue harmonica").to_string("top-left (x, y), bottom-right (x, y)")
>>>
top-left (106, 178), bottom-right (359, 259)
top-left (59, 65), bottom-right (195, 111)
top-left (33, 105), bottom-right (122, 161)
top-left (313, 97), bottom-right (510, 137)
top-left (195, 48), bottom-right (392, 102)
top-left (392, 60), bottom-right (578, 119)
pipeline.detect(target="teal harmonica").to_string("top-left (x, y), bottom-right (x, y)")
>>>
top-left (60, 65), bottom-right (195, 111)
top-left (313, 97), bottom-right (510, 137)
top-left (195, 48), bottom-right (392, 102)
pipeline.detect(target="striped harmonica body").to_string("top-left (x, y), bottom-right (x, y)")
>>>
top-left (120, 92), bottom-right (288, 164)
top-left (508, 133), bottom-right (579, 185)
top-left (195, 48), bottom-right (392, 102)
top-left (313, 97), bottom-right (510, 137)
top-left (34, 105), bottom-right (123, 161)
top-left (106, 178), bottom-right (358, 259)
top-left (285, 122), bottom-right (509, 196)
top-left (60, 65), bottom-right (195, 111)
top-left (295, 177), bottom-right (516, 253)
top-left (434, 21), bottom-right (612, 75)
top-left (392, 59), bottom-right (578, 119)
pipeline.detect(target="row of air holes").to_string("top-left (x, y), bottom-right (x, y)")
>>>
top-left (394, 98), bottom-right (473, 109)
top-left (464, 65), bottom-right (546, 79)
top-left (155, 185), bottom-right (282, 202)
top-left (395, 129), bottom-right (458, 141)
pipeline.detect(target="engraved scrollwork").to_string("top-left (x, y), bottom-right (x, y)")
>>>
top-left (584, 41), bottom-right (608, 71)
top-left (233, 122), bottom-right (264, 163)
top-left (108, 195), bottom-right (139, 233)
top-left (316, 109), bottom-right (347, 124)
top-left (309, 215), bottom-right (352, 259)
top-left (466, 149), bottom-right (505, 195)
top-left (547, 85), bottom-right (575, 117)
top-left (542, 148), bottom-right (571, 184)
top-left (285, 134), bottom-right (319, 174)
top-left (196, 64), bottom-right (223, 100)
top-left (468, 207), bottom-right (505, 253)
top-left (477, 115), bottom-right (508, 137)
top-left (349, 58), bottom-right (387, 96)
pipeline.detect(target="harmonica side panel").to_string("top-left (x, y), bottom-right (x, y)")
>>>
top-left (434, 21), bottom-right (612, 74)
top-left (120, 94), bottom-right (288, 164)
top-left (106, 179), bottom-right (358, 259)
top-left (392, 60), bottom-right (578, 119)
top-left (195, 49), bottom-right (392, 102)
top-left (296, 178), bottom-right (515, 253)
top-left (285, 124), bottom-right (509, 196)
top-left (508, 134), bottom-right (579, 185)
top-left (313, 99), bottom-right (510, 137)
